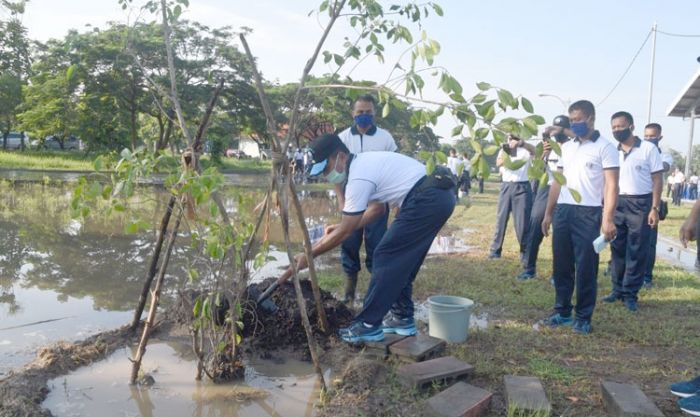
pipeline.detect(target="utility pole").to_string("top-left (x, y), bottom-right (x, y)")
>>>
top-left (646, 22), bottom-right (658, 124)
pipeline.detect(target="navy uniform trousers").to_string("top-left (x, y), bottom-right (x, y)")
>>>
top-left (644, 227), bottom-right (658, 284)
top-left (355, 181), bottom-right (456, 325)
top-left (490, 181), bottom-right (533, 257)
top-left (610, 195), bottom-right (652, 301)
top-left (522, 184), bottom-right (550, 275)
top-left (552, 204), bottom-right (602, 321)
top-left (340, 208), bottom-right (389, 276)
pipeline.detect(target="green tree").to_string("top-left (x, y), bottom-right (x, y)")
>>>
top-left (0, 4), bottom-right (30, 148)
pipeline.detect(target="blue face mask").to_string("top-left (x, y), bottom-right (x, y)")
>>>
top-left (354, 113), bottom-right (374, 129)
top-left (647, 138), bottom-right (660, 147)
top-left (324, 158), bottom-right (347, 184)
top-left (570, 121), bottom-right (589, 138)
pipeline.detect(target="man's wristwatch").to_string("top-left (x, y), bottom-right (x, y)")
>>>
top-left (652, 206), bottom-right (660, 213)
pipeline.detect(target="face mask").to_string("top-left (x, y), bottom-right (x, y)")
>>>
top-left (354, 113), bottom-right (374, 129)
top-left (647, 137), bottom-right (660, 147)
top-left (324, 158), bottom-right (347, 184)
top-left (612, 128), bottom-right (632, 142)
top-left (570, 121), bottom-right (589, 138)
top-left (554, 133), bottom-right (569, 143)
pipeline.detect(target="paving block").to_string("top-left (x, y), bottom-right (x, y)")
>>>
top-left (389, 334), bottom-right (446, 362)
top-left (601, 381), bottom-right (664, 417)
top-left (364, 334), bottom-right (407, 358)
top-left (425, 381), bottom-right (492, 417)
top-left (504, 375), bottom-right (551, 416)
top-left (397, 355), bottom-right (474, 390)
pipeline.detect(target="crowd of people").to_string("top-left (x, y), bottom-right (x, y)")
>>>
top-left (269, 95), bottom-right (698, 416)
top-left (668, 168), bottom-right (699, 205)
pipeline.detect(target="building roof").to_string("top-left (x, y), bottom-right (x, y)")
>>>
top-left (667, 67), bottom-right (700, 118)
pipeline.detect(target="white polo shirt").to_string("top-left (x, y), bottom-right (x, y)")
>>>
top-left (342, 152), bottom-right (426, 215)
top-left (618, 138), bottom-right (664, 196)
top-left (557, 132), bottom-right (619, 207)
top-left (338, 125), bottom-right (397, 154)
top-left (501, 147), bottom-right (531, 182)
top-left (447, 156), bottom-right (463, 176)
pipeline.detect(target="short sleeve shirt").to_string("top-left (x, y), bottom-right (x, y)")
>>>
top-left (338, 125), bottom-right (397, 154)
top-left (618, 138), bottom-right (664, 195)
top-left (557, 132), bottom-right (619, 206)
top-left (342, 152), bottom-right (426, 215)
top-left (500, 147), bottom-right (531, 182)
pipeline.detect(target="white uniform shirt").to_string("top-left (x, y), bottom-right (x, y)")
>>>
top-left (342, 152), bottom-right (426, 215)
top-left (557, 133), bottom-right (619, 207)
top-left (447, 156), bottom-right (463, 176)
top-left (500, 147), bottom-right (531, 182)
top-left (691, 175), bottom-right (699, 185)
top-left (674, 171), bottom-right (686, 184)
top-left (545, 150), bottom-right (562, 186)
top-left (618, 138), bottom-right (664, 196)
top-left (338, 125), bottom-right (397, 154)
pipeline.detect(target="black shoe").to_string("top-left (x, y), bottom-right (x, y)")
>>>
top-left (624, 299), bottom-right (638, 312)
top-left (488, 252), bottom-right (501, 259)
top-left (602, 293), bottom-right (622, 303)
top-left (342, 273), bottom-right (358, 304)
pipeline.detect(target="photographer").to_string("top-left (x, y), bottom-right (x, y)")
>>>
top-left (517, 115), bottom-right (571, 280)
top-left (489, 135), bottom-right (535, 261)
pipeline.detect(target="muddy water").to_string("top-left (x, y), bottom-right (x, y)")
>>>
top-left (42, 341), bottom-right (323, 417)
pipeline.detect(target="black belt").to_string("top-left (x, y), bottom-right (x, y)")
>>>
top-left (407, 168), bottom-right (457, 199)
top-left (619, 193), bottom-right (652, 199)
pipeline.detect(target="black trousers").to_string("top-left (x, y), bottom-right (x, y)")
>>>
top-left (522, 184), bottom-right (550, 274)
top-left (490, 181), bottom-right (532, 256)
top-left (552, 204), bottom-right (602, 321)
top-left (672, 183), bottom-right (682, 206)
top-left (610, 195), bottom-right (652, 301)
top-left (644, 227), bottom-right (658, 284)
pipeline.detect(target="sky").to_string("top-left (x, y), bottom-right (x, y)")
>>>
top-left (14, 0), bottom-right (700, 157)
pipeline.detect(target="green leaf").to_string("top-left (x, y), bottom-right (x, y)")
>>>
top-left (483, 145), bottom-right (500, 156)
top-left (217, 341), bottom-right (226, 352)
top-left (431, 3), bottom-right (444, 16)
top-left (505, 159), bottom-right (527, 170)
top-left (333, 54), bottom-right (344, 66)
top-left (435, 151), bottom-right (447, 164)
top-left (497, 89), bottom-right (516, 108)
top-left (173, 4), bottom-right (182, 17)
top-left (382, 102), bottom-right (391, 118)
top-left (569, 188), bottom-right (582, 203)
top-left (425, 158), bottom-right (436, 175)
top-left (66, 64), bottom-right (77, 82)
top-left (521, 97), bottom-right (534, 113)
top-left (474, 127), bottom-right (489, 141)
top-left (470, 138), bottom-right (482, 153)
top-left (125, 221), bottom-right (139, 234)
top-left (523, 117), bottom-right (539, 135)
top-left (552, 171), bottom-right (567, 186)
top-left (539, 172), bottom-right (549, 189)
top-left (549, 139), bottom-right (562, 156)
top-left (476, 82), bottom-right (491, 91)
top-left (451, 125), bottom-right (463, 137)
top-left (492, 130), bottom-right (506, 145)
top-left (93, 156), bottom-right (103, 172)
top-left (479, 156), bottom-right (490, 179)
top-left (529, 114), bottom-right (546, 125)
top-left (193, 297), bottom-right (203, 317)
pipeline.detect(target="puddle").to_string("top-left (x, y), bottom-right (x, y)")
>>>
top-left (427, 234), bottom-right (471, 255)
top-left (43, 342), bottom-right (323, 417)
top-left (414, 300), bottom-right (488, 330)
top-left (655, 237), bottom-right (699, 272)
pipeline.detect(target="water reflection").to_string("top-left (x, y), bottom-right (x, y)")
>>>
top-left (43, 342), bottom-right (322, 417)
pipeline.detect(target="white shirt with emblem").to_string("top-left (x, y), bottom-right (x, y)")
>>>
top-left (342, 152), bottom-right (425, 215)
top-left (618, 138), bottom-right (664, 195)
top-left (557, 135), bottom-right (619, 207)
top-left (338, 125), bottom-right (397, 154)
top-left (500, 147), bottom-right (531, 182)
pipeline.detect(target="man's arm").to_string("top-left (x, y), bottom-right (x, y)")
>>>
top-left (334, 183), bottom-right (345, 210)
top-left (496, 150), bottom-right (505, 168)
top-left (601, 169), bottom-right (619, 241)
top-left (649, 172), bottom-right (662, 227)
top-left (541, 172), bottom-right (561, 237)
top-left (520, 141), bottom-right (536, 156)
top-left (680, 199), bottom-right (700, 247)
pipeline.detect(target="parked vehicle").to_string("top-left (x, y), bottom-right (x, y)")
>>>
top-left (225, 149), bottom-right (249, 159)
top-left (31, 136), bottom-right (83, 150)
top-left (2, 132), bottom-right (30, 150)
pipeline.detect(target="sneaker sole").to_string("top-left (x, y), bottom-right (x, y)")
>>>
top-left (341, 333), bottom-right (385, 343)
top-left (680, 407), bottom-right (700, 417)
top-left (382, 326), bottom-right (417, 336)
top-left (672, 390), bottom-right (699, 398)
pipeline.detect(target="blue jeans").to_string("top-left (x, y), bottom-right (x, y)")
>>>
top-left (552, 204), bottom-right (602, 322)
top-left (355, 183), bottom-right (456, 325)
top-left (340, 206), bottom-right (389, 275)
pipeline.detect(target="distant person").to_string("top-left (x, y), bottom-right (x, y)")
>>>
top-left (459, 152), bottom-right (471, 197)
top-left (690, 173), bottom-right (698, 200)
top-left (476, 171), bottom-right (484, 194)
top-left (667, 174), bottom-right (674, 198)
top-left (642, 123), bottom-right (673, 288)
top-left (294, 148), bottom-right (304, 173)
top-left (672, 168), bottom-right (685, 206)
top-left (517, 115), bottom-right (570, 281)
top-left (446, 148), bottom-right (464, 197)
top-left (336, 94), bottom-right (397, 304)
top-left (602, 112), bottom-right (663, 312)
top-left (489, 135), bottom-right (535, 260)
top-left (541, 100), bottom-right (619, 335)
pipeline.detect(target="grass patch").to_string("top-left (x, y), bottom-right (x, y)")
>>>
top-left (210, 157), bottom-right (271, 174)
top-left (0, 150), bottom-right (95, 171)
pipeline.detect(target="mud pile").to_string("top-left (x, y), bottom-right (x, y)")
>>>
top-left (242, 279), bottom-right (354, 352)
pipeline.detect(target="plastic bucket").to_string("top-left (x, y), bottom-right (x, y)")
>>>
top-left (428, 295), bottom-right (474, 343)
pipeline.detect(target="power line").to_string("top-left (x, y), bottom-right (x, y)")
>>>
top-left (657, 30), bottom-right (700, 38)
top-left (598, 29), bottom-right (652, 106)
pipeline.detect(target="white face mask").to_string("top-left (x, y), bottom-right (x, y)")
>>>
top-left (324, 157), bottom-right (347, 184)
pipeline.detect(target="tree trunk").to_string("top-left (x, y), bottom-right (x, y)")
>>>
top-left (130, 106), bottom-right (138, 151)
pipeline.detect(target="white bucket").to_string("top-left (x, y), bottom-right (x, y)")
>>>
top-left (428, 295), bottom-right (474, 343)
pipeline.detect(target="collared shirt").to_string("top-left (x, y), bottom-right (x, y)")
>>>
top-left (617, 137), bottom-right (664, 195)
top-left (338, 125), bottom-right (397, 154)
top-left (447, 156), bottom-right (464, 176)
top-left (342, 151), bottom-right (425, 215)
top-left (557, 131), bottom-right (619, 207)
top-left (500, 147), bottom-right (531, 182)
top-left (691, 175), bottom-right (699, 185)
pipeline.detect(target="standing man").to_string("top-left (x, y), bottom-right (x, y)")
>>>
top-left (337, 94), bottom-right (397, 304)
top-left (542, 100), bottom-right (619, 334)
top-left (690, 173), bottom-right (698, 200)
top-left (642, 123), bottom-right (673, 288)
top-left (517, 115), bottom-right (570, 280)
top-left (601, 112), bottom-right (663, 312)
top-left (672, 168), bottom-right (685, 206)
top-left (489, 135), bottom-right (535, 260)
top-left (278, 134), bottom-right (456, 343)
top-left (447, 148), bottom-right (464, 197)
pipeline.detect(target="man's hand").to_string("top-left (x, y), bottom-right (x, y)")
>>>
top-left (544, 126), bottom-right (563, 136)
top-left (648, 209), bottom-right (659, 228)
top-left (602, 219), bottom-right (617, 242)
top-left (680, 218), bottom-right (697, 248)
top-left (541, 213), bottom-right (552, 237)
top-left (324, 224), bottom-right (339, 235)
top-left (542, 139), bottom-right (552, 153)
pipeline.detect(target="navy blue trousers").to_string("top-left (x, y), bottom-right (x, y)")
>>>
top-left (340, 206), bottom-right (389, 275)
top-left (644, 227), bottom-right (658, 284)
top-left (355, 184), bottom-right (456, 325)
top-left (523, 184), bottom-right (550, 275)
top-left (610, 195), bottom-right (652, 301)
top-left (552, 204), bottom-right (602, 321)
